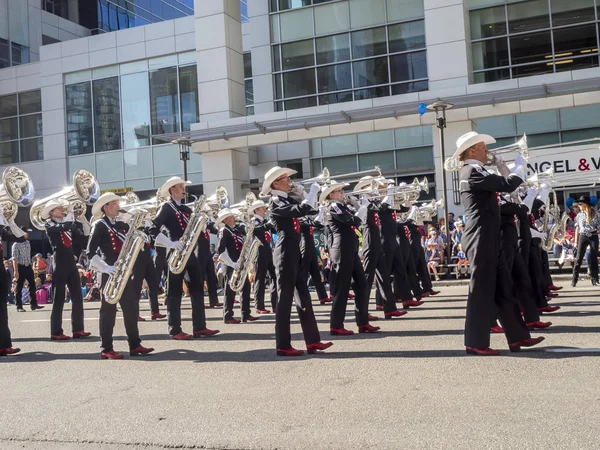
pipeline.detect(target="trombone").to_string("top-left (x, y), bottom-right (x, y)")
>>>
top-left (346, 177), bottom-right (429, 201)
top-left (444, 134), bottom-right (528, 172)
top-left (298, 166), bottom-right (383, 185)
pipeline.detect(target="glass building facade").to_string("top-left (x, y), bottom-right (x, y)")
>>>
top-left (0, 91), bottom-right (43, 165)
top-left (0, 0), bottom-right (30, 68)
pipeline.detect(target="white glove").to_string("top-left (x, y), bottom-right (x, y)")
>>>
top-left (78, 216), bottom-right (91, 236)
top-left (144, 218), bottom-right (153, 228)
top-left (315, 206), bottom-right (326, 224)
top-left (530, 228), bottom-right (547, 240)
top-left (155, 232), bottom-right (183, 251)
top-left (302, 182), bottom-right (320, 209)
top-left (511, 164), bottom-right (526, 181)
top-left (218, 249), bottom-right (239, 269)
top-left (514, 155), bottom-right (527, 168)
top-left (522, 187), bottom-right (538, 212)
top-left (292, 183), bottom-right (305, 197)
top-left (355, 205), bottom-right (368, 223)
top-left (360, 197), bottom-right (369, 207)
top-left (407, 205), bottom-right (419, 222)
top-left (494, 155), bottom-right (510, 177)
top-left (64, 212), bottom-right (75, 222)
top-left (538, 188), bottom-right (551, 204)
top-left (89, 254), bottom-right (117, 275)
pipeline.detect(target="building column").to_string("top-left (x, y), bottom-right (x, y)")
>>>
top-left (424, 0), bottom-right (472, 89)
top-left (200, 148), bottom-right (250, 203)
top-left (247, 0), bottom-right (275, 115)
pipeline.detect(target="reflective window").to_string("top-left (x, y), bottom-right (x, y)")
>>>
top-left (179, 65), bottom-right (199, 131)
top-left (359, 151), bottom-right (395, 171)
top-left (349, 0), bottom-right (386, 29)
top-left (283, 69), bottom-right (316, 98)
top-left (314, 1), bottom-right (349, 35)
top-left (66, 83), bottom-right (94, 156)
top-left (121, 72), bottom-right (151, 149)
top-left (353, 57), bottom-right (389, 88)
top-left (396, 146), bottom-right (434, 171)
top-left (352, 27), bottom-right (388, 59)
top-left (244, 53), bottom-right (254, 115)
top-left (282, 39), bottom-right (314, 70)
top-left (0, 0), bottom-right (29, 68)
top-left (358, 130), bottom-right (394, 152)
top-left (317, 63), bottom-right (352, 93)
top-left (316, 34), bottom-right (351, 64)
top-left (0, 90), bottom-right (43, 163)
top-left (149, 66), bottom-right (180, 145)
top-left (124, 147), bottom-right (152, 179)
top-left (96, 151), bottom-right (123, 182)
top-left (93, 77), bottom-right (121, 152)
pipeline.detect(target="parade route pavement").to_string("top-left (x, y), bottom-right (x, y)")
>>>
top-left (1, 277), bottom-right (599, 450)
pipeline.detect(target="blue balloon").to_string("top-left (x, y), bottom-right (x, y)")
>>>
top-left (566, 197), bottom-right (575, 208)
top-left (417, 103), bottom-right (427, 115)
top-left (591, 196), bottom-right (598, 206)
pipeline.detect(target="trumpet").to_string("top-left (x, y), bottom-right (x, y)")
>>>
top-left (444, 134), bottom-right (528, 172)
top-left (351, 177), bottom-right (429, 202)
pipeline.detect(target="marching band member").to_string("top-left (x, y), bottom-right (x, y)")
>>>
top-left (300, 215), bottom-right (331, 305)
top-left (216, 208), bottom-right (257, 323)
top-left (44, 199), bottom-right (90, 341)
top-left (353, 176), bottom-right (404, 317)
top-left (321, 181), bottom-right (379, 335)
top-left (263, 166), bottom-right (332, 356)
top-left (0, 208), bottom-right (27, 356)
top-left (248, 200), bottom-right (278, 314)
top-left (396, 211), bottom-right (426, 307)
top-left (149, 177), bottom-right (219, 340)
top-left (87, 193), bottom-right (154, 359)
top-left (405, 206), bottom-right (440, 297)
top-left (455, 131), bottom-right (543, 355)
top-left (571, 196), bottom-right (600, 286)
top-left (196, 215), bottom-right (223, 309)
top-left (139, 220), bottom-right (166, 320)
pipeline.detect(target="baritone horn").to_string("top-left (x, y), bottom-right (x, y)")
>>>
top-left (30, 169), bottom-right (100, 230)
top-left (0, 166), bottom-right (35, 222)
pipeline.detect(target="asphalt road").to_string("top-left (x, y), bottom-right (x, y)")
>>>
top-left (1, 276), bottom-right (599, 450)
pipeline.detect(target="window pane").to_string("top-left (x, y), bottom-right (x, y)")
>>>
top-left (551, 0), bottom-right (595, 27)
top-left (353, 57), bottom-right (389, 87)
top-left (391, 80), bottom-right (428, 95)
top-left (314, 1), bottom-right (349, 35)
top-left (322, 134), bottom-right (357, 156)
top-left (20, 137), bottom-right (43, 162)
top-left (317, 63), bottom-right (352, 93)
top-left (283, 69), bottom-right (316, 97)
top-left (124, 147), bottom-right (152, 179)
top-left (68, 154), bottom-right (96, 181)
top-left (555, 54), bottom-right (598, 72)
top-left (560, 104), bottom-right (600, 130)
top-left (284, 96), bottom-right (317, 110)
top-left (390, 51), bottom-right (428, 82)
top-left (354, 86), bottom-right (390, 99)
top-left (244, 53), bottom-right (252, 78)
top-left (389, 21), bottom-right (426, 53)
top-left (280, 8), bottom-right (313, 42)
top-left (508, 0), bottom-right (549, 34)
top-left (149, 67), bottom-right (180, 144)
top-left (511, 62), bottom-right (553, 78)
top-left (19, 113), bottom-right (42, 138)
top-left (0, 38), bottom-right (8, 69)
top-left (510, 32), bottom-right (552, 65)
top-left (527, 132), bottom-right (560, 147)
top-left (273, 45), bottom-right (281, 72)
top-left (553, 24), bottom-right (597, 55)
top-left (472, 38), bottom-right (509, 71)
top-left (349, 0), bottom-right (386, 28)
top-left (8, 0), bottom-right (29, 46)
top-left (387, 0), bottom-right (424, 22)
top-left (127, 178), bottom-right (154, 191)
top-left (245, 79), bottom-right (254, 105)
top-left (318, 91), bottom-right (353, 105)
top-left (358, 130), bottom-right (394, 152)
top-left (310, 139), bottom-right (322, 157)
top-left (395, 146), bottom-right (434, 171)
top-left (271, 15), bottom-right (281, 43)
top-left (352, 27), bottom-right (387, 59)
top-left (282, 39), bottom-right (314, 70)
top-left (359, 151), bottom-right (395, 171)
top-left (153, 144), bottom-right (180, 177)
top-left (323, 154), bottom-right (356, 176)
top-left (0, 94), bottom-right (17, 118)
top-left (93, 77), bottom-right (121, 152)
top-left (0, 141), bottom-right (18, 164)
top-left (0, 0), bottom-right (7, 40)
top-left (473, 68), bottom-right (511, 83)
top-left (316, 33), bottom-right (350, 64)
top-left (179, 65), bottom-right (199, 132)
top-left (11, 43), bottom-right (30, 66)
top-left (310, 158), bottom-right (321, 176)
top-left (96, 151), bottom-right (123, 182)
top-left (121, 72), bottom-right (150, 149)
top-left (473, 115), bottom-right (516, 137)
top-left (279, 0), bottom-right (311, 11)
top-left (274, 73), bottom-right (283, 99)
top-left (394, 126), bottom-right (432, 147)
top-left (470, 6), bottom-right (507, 40)
top-left (19, 91), bottom-right (41, 114)
top-left (0, 117), bottom-right (18, 141)
top-left (562, 127), bottom-right (600, 142)
top-left (66, 82), bottom-right (93, 156)
top-left (516, 110), bottom-right (559, 135)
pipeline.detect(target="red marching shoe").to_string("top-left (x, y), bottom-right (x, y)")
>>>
top-left (548, 285), bottom-right (563, 291)
top-left (358, 324), bottom-right (381, 334)
top-left (375, 305), bottom-right (384, 311)
top-left (256, 308), bottom-right (271, 314)
top-left (306, 341), bottom-right (333, 354)
top-left (319, 296), bottom-right (333, 305)
top-left (51, 334), bottom-right (71, 341)
top-left (151, 312), bottom-right (166, 320)
top-left (415, 294), bottom-right (427, 301)
top-left (402, 299), bottom-right (425, 308)
top-left (428, 289), bottom-right (440, 296)
top-left (224, 318), bottom-right (241, 324)
top-left (490, 326), bottom-right (505, 334)
top-left (101, 350), bottom-right (124, 359)
top-left (527, 321), bottom-right (552, 330)
top-left (466, 347), bottom-right (500, 356)
top-left (367, 314), bottom-right (379, 321)
top-left (194, 328), bottom-right (220, 337)
top-left (130, 345), bottom-right (155, 356)
top-left (538, 306), bottom-right (561, 313)
top-left (384, 310), bottom-right (408, 319)
top-left (171, 332), bottom-right (193, 340)
top-left (509, 336), bottom-right (545, 352)
top-left (73, 331), bottom-right (91, 339)
top-left (0, 347), bottom-right (20, 356)
top-left (242, 315), bottom-right (259, 323)
top-left (137, 316), bottom-right (146, 322)
top-left (330, 328), bottom-right (354, 336)
top-left (546, 292), bottom-right (559, 298)
top-left (276, 347), bottom-right (305, 357)
top-left (348, 293), bottom-right (355, 299)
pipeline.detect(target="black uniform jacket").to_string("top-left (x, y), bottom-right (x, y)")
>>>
top-left (86, 217), bottom-right (129, 266)
top-left (149, 198), bottom-right (190, 242)
top-left (269, 190), bottom-right (315, 245)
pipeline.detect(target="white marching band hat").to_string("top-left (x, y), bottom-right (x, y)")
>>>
top-left (158, 176), bottom-right (191, 198)
top-left (260, 166), bottom-right (297, 196)
top-left (353, 175), bottom-right (383, 193)
top-left (41, 198), bottom-right (70, 220)
top-left (248, 199), bottom-right (267, 214)
top-left (215, 208), bottom-right (236, 227)
top-left (319, 180), bottom-right (349, 204)
top-left (452, 131), bottom-right (496, 160)
top-left (91, 192), bottom-right (121, 220)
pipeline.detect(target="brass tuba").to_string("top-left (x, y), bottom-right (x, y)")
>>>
top-left (205, 185), bottom-right (229, 216)
top-left (30, 169), bottom-right (100, 230)
top-left (540, 190), bottom-right (561, 252)
top-left (168, 196), bottom-right (208, 274)
top-left (228, 220), bottom-right (262, 293)
top-left (120, 189), bottom-right (165, 219)
top-left (0, 166), bottom-right (35, 221)
top-left (103, 208), bottom-right (151, 304)
top-left (230, 191), bottom-right (257, 223)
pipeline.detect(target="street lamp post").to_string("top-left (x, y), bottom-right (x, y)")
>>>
top-left (426, 101), bottom-right (454, 273)
top-left (172, 137), bottom-right (196, 202)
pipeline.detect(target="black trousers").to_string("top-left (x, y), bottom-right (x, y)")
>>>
top-left (529, 244), bottom-right (549, 308)
top-left (254, 250), bottom-right (278, 310)
top-left (541, 251), bottom-right (553, 288)
top-left (99, 267), bottom-right (142, 352)
top-left (464, 228), bottom-right (530, 348)
top-left (0, 269), bottom-right (12, 349)
top-left (411, 241), bottom-right (433, 292)
top-left (165, 252), bottom-right (206, 335)
top-left (274, 242), bottom-right (320, 350)
top-left (223, 266), bottom-right (251, 320)
top-left (382, 244), bottom-right (412, 301)
top-left (329, 248), bottom-right (368, 329)
top-left (154, 247), bottom-right (167, 288)
top-left (15, 264), bottom-right (37, 308)
top-left (197, 247), bottom-right (220, 306)
top-left (574, 234), bottom-right (599, 280)
top-left (51, 258), bottom-right (84, 336)
top-left (399, 238), bottom-right (423, 297)
top-left (307, 252), bottom-right (328, 301)
top-left (139, 249), bottom-right (160, 314)
top-left (362, 243), bottom-right (396, 313)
